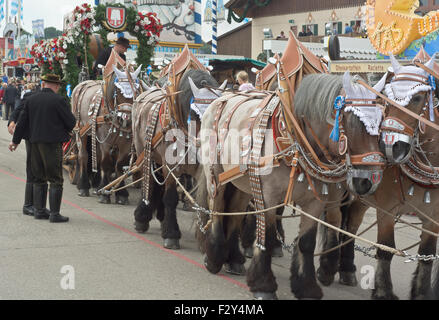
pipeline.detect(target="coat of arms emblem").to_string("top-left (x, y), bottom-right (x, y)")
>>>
top-left (105, 7), bottom-right (127, 30)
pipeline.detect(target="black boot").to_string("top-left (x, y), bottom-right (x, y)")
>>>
top-left (23, 183), bottom-right (35, 216)
top-left (49, 185), bottom-right (69, 223)
top-left (33, 183), bottom-right (50, 220)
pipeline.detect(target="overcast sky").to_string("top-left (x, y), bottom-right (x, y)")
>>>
top-left (1, 0), bottom-right (243, 42)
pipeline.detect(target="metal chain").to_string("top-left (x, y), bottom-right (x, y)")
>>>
top-left (354, 244), bottom-right (377, 259)
top-left (403, 252), bottom-right (439, 263)
top-left (295, 142), bottom-right (347, 177)
top-left (96, 125), bottom-right (114, 144)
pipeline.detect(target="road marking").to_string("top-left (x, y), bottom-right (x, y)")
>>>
top-left (0, 168), bottom-right (250, 292)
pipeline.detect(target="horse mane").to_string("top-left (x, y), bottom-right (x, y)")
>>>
top-left (294, 73), bottom-right (343, 124)
top-left (177, 69), bottom-right (219, 122)
top-left (294, 73), bottom-right (366, 134)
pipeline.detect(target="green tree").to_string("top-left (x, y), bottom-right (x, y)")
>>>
top-left (199, 41), bottom-right (212, 54)
top-left (44, 27), bottom-right (63, 39)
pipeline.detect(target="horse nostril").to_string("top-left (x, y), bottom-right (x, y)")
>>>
top-left (392, 141), bottom-right (411, 163)
top-left (352, 178), bottom-right (372, 196)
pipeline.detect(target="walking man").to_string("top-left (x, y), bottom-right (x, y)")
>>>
top-left (9, 74), bottom-right (76, 223)
top-left (4, 80), bottom-right (18, 120)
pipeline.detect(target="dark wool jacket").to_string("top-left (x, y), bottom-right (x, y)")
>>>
top-left (13, 88), bottom-right (76, 145)
top-left (3, 85), bottom-right (18, 104)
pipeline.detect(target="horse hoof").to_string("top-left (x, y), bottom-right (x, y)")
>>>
top-left (116, 196), bottom-right (129, 205)
top-left (253, 292), bottom-right (278, 300)
top-left (243, 247), bottom-right (254, 258)
top-left (224, 263), bottom-right (246, 276)
top-left (291, 277), bottom-right (324, 300)
top-left (134, 221), bottom-right (149, 234)
top-left (317, 267), bottom-right (335, 286)
top-left (204, 255), bottom-right (222, 274)
top-left (272, 246), bottom-right (284, 258)
top-left (164, 238), bottom-right (180, 250)
top-left (339, 271), bottom-right (358, 287)
top-left (78, 189), bottom-right (89, 197)
top-left (372, 290), bottom-right (399, 300)
top-left (98, 195), bottom-right (111, 204)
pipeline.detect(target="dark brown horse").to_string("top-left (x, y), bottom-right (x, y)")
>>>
top-left (318, 55), bottom-right (439, 300)
top-left (71, 65), bottom-right (142, 204)
top-left (197, 71), bottom-right (388, 299)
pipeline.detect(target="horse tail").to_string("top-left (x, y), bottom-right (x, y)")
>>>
top-left (194, 166), bottom-right (209, 253)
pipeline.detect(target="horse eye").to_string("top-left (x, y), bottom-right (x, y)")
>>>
top-left (412, 95), bottom-right (422, 103)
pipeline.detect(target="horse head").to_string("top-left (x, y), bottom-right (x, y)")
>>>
top-left (111, 65), bottom-right (143, 133)
top-left (340, 72), bottom-right (388, 196)
top-left (177, 69), bottom-right (227, 127)
top-left (380, 54), bottom-right (435, 164)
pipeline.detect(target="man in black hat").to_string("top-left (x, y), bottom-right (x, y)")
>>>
top-left (92, 36), bottom-right (131, 79)
top-left (9, 74), bottom-right (76, 223)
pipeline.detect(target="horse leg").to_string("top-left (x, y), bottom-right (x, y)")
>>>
top-left (77, 136), bottom-right (90, 197)
top-left (317, 208), bottom-right (342, 287)
top-left (161, 180), bottom-right (181, 249)
top-left (203, 185), bottom-right (228, 275)
top-left (338, 200), bottom-right (369, 287)
top-left (115, 156), bottom-right (129, 205)
top-left (133, 181), bottom-right (161, 233)
top-left (372, 210), bottom-right (398, 300)
top-left (246, 208), bottom-right (278, 300)
top-left (410, 223), bottom-right (439, 300)
top-left (240, 213), bottom-right (256, 258)
top-left (290, 201), bottom-right (324, 300)
top-left (272, 207), bottom-right (285, 258)
top-left (241, 205), bottom-right (283, 259)
top-left (97, 153), bottom-right (113, 204)
top-left (223, 189), bottom-right (251, 276)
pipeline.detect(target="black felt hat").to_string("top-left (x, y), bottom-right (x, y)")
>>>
top-left (41, 74), bottom-right (64, 84)
top-left (116, 37), bottom-right (131, 49)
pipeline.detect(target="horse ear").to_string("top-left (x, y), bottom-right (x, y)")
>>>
top-left (389, 54), bottom-right (402, 74)
top-left (132, 65), bottom-right (142, 79)
top-left (188, 77), bottom-right (200, 96)
top-left (425, 56), bottom-right (436, 70)
top-left (112, 65), bottom-right (125, 79)
top-left (373, 72), bottom-right (388, 93)
top-left (219, 79), bottom-right (227, 90)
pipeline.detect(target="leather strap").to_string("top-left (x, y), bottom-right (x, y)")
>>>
top-left (357, 79), bottom-right (439, 132)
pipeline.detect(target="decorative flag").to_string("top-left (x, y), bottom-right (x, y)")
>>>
top-left (0, 0), bottom-right (4, 23)
top-left (32, 19), bottom-right (45, 38)
top-left (11, 0), bottom-right (23, 20)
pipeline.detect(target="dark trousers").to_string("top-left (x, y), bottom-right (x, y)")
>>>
top-left (5, 103), bottom-right (14, 120)
top-left (31, 142), bottom-right (64, 187)
top-left (25, 140), bottom-right (35, 183)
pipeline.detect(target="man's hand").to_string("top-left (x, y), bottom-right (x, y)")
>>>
top-left (8, 121), bottom-right (16, 135)
top-left (8, 142), bottom-right (18, 152)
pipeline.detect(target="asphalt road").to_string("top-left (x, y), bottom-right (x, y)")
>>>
top-left (0, 120), bottom-right (423, 301)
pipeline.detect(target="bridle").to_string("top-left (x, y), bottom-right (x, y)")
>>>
top-left (381, 72), bottom-right (431, 164)
top-left (333, 96), bottom-right (386, 195)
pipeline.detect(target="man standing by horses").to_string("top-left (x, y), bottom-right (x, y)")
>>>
top-left (9, 74), bottom-right (76, 223)
top-left (92, 37), bottom-right (131, 79)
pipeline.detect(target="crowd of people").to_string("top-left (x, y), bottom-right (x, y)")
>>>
top-left (0, 78), bottom-right (41, 121)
